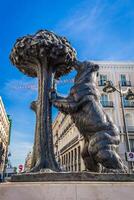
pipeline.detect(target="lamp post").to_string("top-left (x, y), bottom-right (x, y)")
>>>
top-left (103, 81), bottom-right (134, 173)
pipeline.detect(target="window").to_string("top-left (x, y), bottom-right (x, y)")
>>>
top-left (100, 94), bottom-right (108, 102)
top-left (69, 152), bottom-right (70, 161)
top-left (120, 74), bottom-right (127, 86)
top-left (74, 148), bottom-right (77, 171)
top-left (74, 148), bottom-right (77, 161)
top-left (64, 155), bottom-right (66, 165)
top-left (68, 152), bottom-right (70, 171)
top-left (100, 75), bottom-right (107, 81)
top-left (125, 113), bottom-right (134, 132)
top-left (71, 150), bottom-right (73, 163)
top-left (66, 154), bottom-right (68, 170)
top-left (99, 75), bottom-right (107, 86)
top-left (71, 150), bottom-right (74, 171)
top-left (123, 96), bottom-right (134, 107)
top-left (100, 94), bottom-right (113, 107)
top-left (125, 114), bottom-right (133, 126)
top-left (78, 146), bottom-right (81, 162)
top-left (78, 146), bottom-right (81, 171)
top-left (130, 139), bottom-right (134, 152)
top-left (121, 74), bottom-right (126, 82)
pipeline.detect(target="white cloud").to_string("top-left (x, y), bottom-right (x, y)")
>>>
top-left (54, 0), bottom-right (134, 60)
top-left (3, 77), bottom-right (37, 101)
top-left (9, 140), bottom-right (32, 167)
top-left (56, 0), bottom-right (104, 36)
top-left (2, 78), bottom-right (36, 167)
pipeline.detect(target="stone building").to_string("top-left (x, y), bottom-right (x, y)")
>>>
top-left (0, 97), bottom-right (11, 178)
top-left (24, 151), bottom-right (32, 172)
top-left (52, 61), bottom-right (134, 171)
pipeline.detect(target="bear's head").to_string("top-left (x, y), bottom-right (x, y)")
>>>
top-left (73, 61), bottom-right (99, 84)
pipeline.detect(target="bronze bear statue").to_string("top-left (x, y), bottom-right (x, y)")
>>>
top-left (51, 61), bottom-right (127, 172)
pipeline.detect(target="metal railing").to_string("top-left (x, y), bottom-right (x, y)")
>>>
top-left (127, 126), bottom-right (134, 133)
top-left (98, 80), bottom-right (107, 86)
top-left (100, 101), bottom-right (114, 107)
top-left (120, 81), bottom-right (131, 87)
top-left (123, 100), bottom-right (134, 107)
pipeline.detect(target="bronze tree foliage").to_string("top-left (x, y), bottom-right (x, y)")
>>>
top-left (10, 30), bottom-right (76, 78)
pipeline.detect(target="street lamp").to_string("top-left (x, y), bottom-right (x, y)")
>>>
top-left (103, 80), bottom-right (134, 173)
top-left (126, 89), bottom-right (134, 100)
top-left (103, 81), bottom-right (116, 93)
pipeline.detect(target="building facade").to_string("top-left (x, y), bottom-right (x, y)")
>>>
top-left (52, 61), bottom-right (134, 171)
top-left (24, 151), bottom-right (32, 172)
top-left (0, 97), bottom-right (10, 179)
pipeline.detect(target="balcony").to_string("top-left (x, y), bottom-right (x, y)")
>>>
top-left (98, 80), bottom-right (106, 86)
top-left (100, 101), bottom-right (114, 107)
top-left (127, 126), bottom-right (134, 133)
top-left (120, 81), bottom-right (131, 87)
top-left (123, 100), bottom-right (134, 107)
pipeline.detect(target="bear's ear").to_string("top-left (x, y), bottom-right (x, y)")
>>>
top-left (91, 64), bottom-right (99, 72)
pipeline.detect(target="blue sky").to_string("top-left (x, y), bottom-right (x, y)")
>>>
top-left (0, 0), bottom-right (134, 167)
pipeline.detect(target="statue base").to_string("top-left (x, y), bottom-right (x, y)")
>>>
top-left (11, 172), bottom-right (134, 182)
top-left (1, 174), bottom-right (134, 200)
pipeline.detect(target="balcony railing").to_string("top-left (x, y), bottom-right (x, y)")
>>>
top-left (98, 80), bottom-right (106, 86)
top-left (127, 126), bottom-right (134, 133)
top-left (120, 81), bottom-right (131, 87)
top-left (100, 101), bottom-right (114, 107)
top-left (123, 100), bottom-right (134, 107)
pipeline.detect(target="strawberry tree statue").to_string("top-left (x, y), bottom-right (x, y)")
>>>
top-left (10, 30), bottom-right (76, 172)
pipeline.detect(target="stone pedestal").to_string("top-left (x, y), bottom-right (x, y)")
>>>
top-left (0, 173), bottom-right (133, 200)
top-left (0, 181), bottom-right (134, 200)
top-left (11, 172), bottom-right (134, 182)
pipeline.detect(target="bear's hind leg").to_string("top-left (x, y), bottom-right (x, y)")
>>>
top-left (81, 139), bottom-right (101, 172)
top-left (96, 149), bottom-right (127, 172)
top-left (89, 131), bottom-right (127, 172)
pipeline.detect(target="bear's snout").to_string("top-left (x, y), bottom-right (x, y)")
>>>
top-left (92, 64), bottom-right (99, 71)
